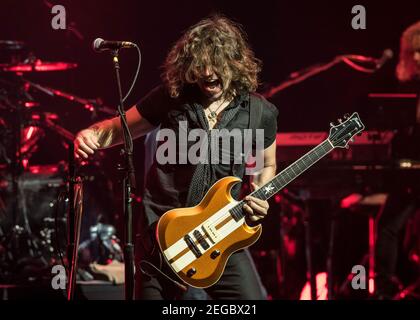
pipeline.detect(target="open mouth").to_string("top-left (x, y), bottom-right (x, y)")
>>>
top-left (203, 79), bottom-right (221, 90)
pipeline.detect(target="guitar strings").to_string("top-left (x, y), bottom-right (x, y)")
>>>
top-left (167, 125), bottom-right (361, 270)
top-left (206, 128), bottom-right (354, 229)
top-left (202, 140), bottom-right (332, 229)
top-left (191, 126), bottom-right (357, 237)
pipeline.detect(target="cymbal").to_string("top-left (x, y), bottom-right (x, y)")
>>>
top-left (0, 59), bottom-right (78, 72)
top-left (0, 40), bottom-right (26, 51)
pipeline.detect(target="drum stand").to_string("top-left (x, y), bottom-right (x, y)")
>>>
top-left (7, 96), bottom-right (42, 269)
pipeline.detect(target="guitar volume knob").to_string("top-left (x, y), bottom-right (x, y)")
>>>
top-left (187, 268), bottom-right (196, 277)
top-left (211, 250), bottom-right (220, 259)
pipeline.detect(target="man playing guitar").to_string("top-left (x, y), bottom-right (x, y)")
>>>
top-left (75, 15), bottom-right (278, 300)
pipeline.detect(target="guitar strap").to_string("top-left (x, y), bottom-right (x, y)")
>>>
top-left (230, 93), bottom-right (264, 189)
top-left (186, 93), bottom-right (264, 206)
top-left (249, 93), bottom-right (264, 148)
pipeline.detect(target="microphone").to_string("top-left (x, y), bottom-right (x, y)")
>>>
top-left (92, 38), bottom-right (135, 52)
top-left (375, 49), bottom-right (393, 70)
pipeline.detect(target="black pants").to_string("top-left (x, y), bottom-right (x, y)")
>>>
top-left (134, 229), bottom-right (267, 300)
top-left (375, 190), bottom-right (418, 297)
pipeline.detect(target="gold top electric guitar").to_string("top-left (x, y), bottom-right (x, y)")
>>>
top-left (156, 112), bottom-right (365, 288)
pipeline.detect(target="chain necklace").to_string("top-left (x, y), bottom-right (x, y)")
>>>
top-left (206, 99), bottom-right (226, 125)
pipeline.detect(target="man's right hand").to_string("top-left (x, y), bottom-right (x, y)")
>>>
top-left (74, 128), bottom-right (101, 159)
top-left (73, 106), bottom-right (155, 159)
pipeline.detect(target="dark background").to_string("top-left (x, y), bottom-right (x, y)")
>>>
top-left (1, 0), bottom-right (419, 177)
top-left (0, 0), bottom-right (420, 199)
top-left (1, 0), bottom-right (419, 298)
top-left (1, 0), bottom-right (419, 147)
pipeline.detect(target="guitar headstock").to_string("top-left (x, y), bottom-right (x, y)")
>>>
top-left (328, 112), bottom-right (365, 148)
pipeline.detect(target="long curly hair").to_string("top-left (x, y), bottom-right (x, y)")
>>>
top-left (161, 15), bottom-right (261, 99)
top-left (396, 21), bottom-right (420, 82)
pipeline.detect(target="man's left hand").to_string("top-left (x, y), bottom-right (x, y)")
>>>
top-left (243, 182), bottom-right (269, 222)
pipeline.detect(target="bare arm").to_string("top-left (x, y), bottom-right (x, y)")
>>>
top-left (243, 140), bottom-right (277, 222)
top-left (75, 106), bottom-right (155, 159)
top-left (251, 140), bottom-right (277, 187)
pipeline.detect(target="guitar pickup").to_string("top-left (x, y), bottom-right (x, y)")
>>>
top-left (193, 230), bottom-right (210, 251)
top-left (202, 222), bottom-right (219, 243)
top-left (184, 234), bottom-right (202, 258)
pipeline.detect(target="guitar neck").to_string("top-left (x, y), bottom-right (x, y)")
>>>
top-left (252, 139), bottom-right (334, 201)
top-left (229, 139), bottom-right (335, 221)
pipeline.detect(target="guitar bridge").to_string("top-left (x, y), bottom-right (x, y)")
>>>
top-left (193, 230), bottom-right (210, 250)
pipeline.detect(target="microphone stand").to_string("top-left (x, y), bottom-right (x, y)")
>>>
top-left (67, 143), bottom-right (84, 301)
top-left (110, 49), bottom-right (136, 300)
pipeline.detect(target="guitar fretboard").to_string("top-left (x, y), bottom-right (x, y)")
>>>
top-left (229, 139), bottom-right (333, 221)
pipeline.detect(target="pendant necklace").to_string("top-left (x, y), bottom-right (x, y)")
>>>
top-left (207, 100), bottom-right (225, 124)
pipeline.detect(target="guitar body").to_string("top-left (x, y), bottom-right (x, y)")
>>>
top-left (156, 176), bottom-right (262, 288)
top-left (156, 112), bottom-right (365, 288)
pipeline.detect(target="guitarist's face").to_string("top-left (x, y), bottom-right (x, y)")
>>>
top-left (196, 67), bottom-right (225, 102)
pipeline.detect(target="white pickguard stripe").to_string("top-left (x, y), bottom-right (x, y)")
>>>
top-left (172, 251), bottom-right (196, 273)
top-left (163, 237), bottom-right (187, 260)
top-left (171, 217), bottom-right (245, 273)
top-left (163, 201), bottom-right (238, 260)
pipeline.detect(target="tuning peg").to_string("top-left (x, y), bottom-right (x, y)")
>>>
top-left (330, 122), bottom-right (335, 127)
top-left (350, 138), bottom-right (355, 142)
top-left (338, 118), bottom-right (343, 123)
top-left (344, 113), bottom-right (350, 119)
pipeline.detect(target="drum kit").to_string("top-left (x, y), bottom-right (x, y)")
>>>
top-left (0, 40), bottom-right (119, 284)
